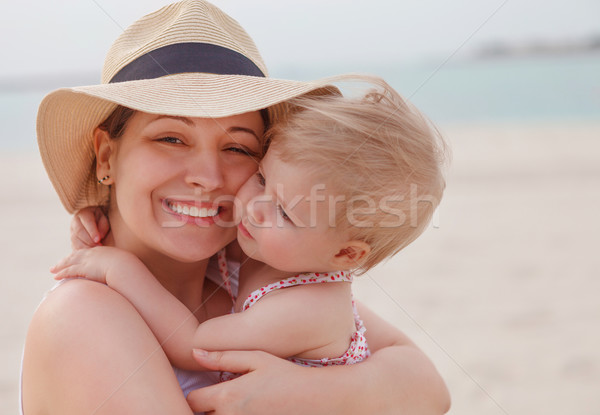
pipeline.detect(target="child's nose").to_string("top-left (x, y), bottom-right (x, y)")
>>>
top-left (246, 195), bottom-right (267, 225)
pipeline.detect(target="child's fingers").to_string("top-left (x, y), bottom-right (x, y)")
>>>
top-left (50, 255), bottom-right (70, 273)
top-left (70, 216), bottom-right (97, 249)
top-left (75, 234), bottom-right (98, 250)
top-left (80, 208), bottom-right (103, 244)
top-left (52, 265), bottom-right (83, 280)
top-left (96, 213), bottom-right (110, 241)
top-left (50, 250), bottom-right (84, 274)
top-left (53, 269), bottom-right (70, 280)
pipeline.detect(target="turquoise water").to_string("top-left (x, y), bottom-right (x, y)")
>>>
top-left (1, 54), bottom-right (599, 150)
top-left (275, 54), bottom-right (600, 125)
top-left (401, 54), bottom-right (600, 124)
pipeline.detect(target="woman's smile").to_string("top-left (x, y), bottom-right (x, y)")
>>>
top-left (163, 198), bottom-right (223, 225)
top-left (164, 199), bottom-right (220, 218)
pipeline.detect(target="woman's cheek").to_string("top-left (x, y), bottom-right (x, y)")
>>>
top-left (227, 158), bottom-right (259, 193)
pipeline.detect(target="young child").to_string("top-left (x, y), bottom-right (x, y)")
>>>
top-left (52, 77), bottom-right (448, 373)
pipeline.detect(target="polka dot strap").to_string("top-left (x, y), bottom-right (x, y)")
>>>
top-left (242, 271), bottom-right (352, 311)
top-left (217, 249), bottom-right (236, 303)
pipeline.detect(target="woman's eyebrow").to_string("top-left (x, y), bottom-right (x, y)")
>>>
top-left (228, 126), bottom-right (260, 141)
top-left (153, 115), bottom-right (195, 126)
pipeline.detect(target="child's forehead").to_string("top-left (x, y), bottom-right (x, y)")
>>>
top-left (262, 151), bottom-right (328, 188)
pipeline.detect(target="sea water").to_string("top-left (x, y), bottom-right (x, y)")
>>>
top-left (276, 53), bottom-right (600, 125)
top-left (1, 54), bottom-right (599, 151)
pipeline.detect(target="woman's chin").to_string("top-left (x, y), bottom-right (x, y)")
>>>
top-left (159, 228), bottom-right (237, 262)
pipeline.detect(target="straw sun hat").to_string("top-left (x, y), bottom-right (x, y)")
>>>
top-left (38, 0), bottom-right (343, 213)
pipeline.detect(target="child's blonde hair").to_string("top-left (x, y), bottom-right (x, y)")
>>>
top-left (266, 75), bottom-right (449, 273)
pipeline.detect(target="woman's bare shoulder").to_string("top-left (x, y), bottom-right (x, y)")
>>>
top-left (22, 279), bottom-right (190, 415)
top-left (23, 278), bottom-right (149, 382)
top-left (30, 279), bottom-right (130, 327)
top-left (24, 279), bottom-right (138, 372)
top-left (22, 280), bottom-right (127, 413)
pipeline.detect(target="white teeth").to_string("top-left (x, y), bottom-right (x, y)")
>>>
top-left (167, 202), bottom-right (218, 218)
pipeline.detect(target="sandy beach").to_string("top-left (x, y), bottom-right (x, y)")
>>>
top-left (2, 121), bottom-right (600, 414)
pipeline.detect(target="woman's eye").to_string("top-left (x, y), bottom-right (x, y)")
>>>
top-left (157, 136), bottom-right (183, 144)
top-left (226, 146), bottom-right (258, 157)
top-left (278, 205), bottom-right (291, 222)
top-left (256, 172), bottom-right (266, 186)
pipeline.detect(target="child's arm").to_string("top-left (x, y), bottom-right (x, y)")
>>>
top-left (51, 247), bottom-right (205, 370)
top-left (190, 279), bottom-right (355, 360)
top-left (53, 248), bottom-right (352, 366)
top-left (190, 259), bottom-right (354, 360)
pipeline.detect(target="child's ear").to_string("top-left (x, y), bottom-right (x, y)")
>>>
top-left (93, 127), bottom-right (115, 183)
top-left (331, 240), bottom-right (371, 270)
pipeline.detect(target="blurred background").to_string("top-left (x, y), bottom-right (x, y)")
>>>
top-left (1, 1), bottom-right (599, 414)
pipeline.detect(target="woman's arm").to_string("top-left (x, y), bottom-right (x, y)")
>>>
top-left (352, 301), bottom-right (450, 413)
top-left (187, 301), bottom-right (450, 415)
top-left (22, 279), bottom-right (193, 415)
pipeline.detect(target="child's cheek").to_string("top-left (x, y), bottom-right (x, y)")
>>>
top-left (264, 230), bottom-right (293, 265)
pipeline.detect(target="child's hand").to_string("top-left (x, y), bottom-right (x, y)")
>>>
top-left (50, 246), bottom-right (134, 285)
top-left (70, 206), bottom-right (110, 249)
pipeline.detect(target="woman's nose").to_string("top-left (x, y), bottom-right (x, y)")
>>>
top-left (184, 150), bottom-right (225, 192)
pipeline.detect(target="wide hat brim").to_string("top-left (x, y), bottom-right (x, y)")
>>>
top-left (37, 72), bottom-right (346, 213)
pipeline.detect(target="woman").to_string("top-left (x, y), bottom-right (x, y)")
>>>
top-left (22, 1), bottom-right (450, 414)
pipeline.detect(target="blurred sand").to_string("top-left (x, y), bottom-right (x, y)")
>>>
top-left (2, 121), bottom-right (600, 414)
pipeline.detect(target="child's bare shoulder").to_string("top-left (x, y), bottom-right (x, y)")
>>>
top-left (251, 280), bottom-right (355, 334)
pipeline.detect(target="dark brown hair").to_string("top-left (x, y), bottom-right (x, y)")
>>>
top-left (98, 105), bottom-right (136, 138)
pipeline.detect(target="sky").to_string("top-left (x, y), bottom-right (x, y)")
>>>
top-left (1, 0), bottom-right (599, 81)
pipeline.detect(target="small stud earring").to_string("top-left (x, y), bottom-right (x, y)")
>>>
top-left (98, 175), bottom-right (110, 184)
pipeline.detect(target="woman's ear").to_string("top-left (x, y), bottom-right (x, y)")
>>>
top-left (330, 240), bottom-right (371, 270)
top-left (94, 127), bottom-right (115, 183)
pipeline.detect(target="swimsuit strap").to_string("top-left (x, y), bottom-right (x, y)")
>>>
top-left (242, 270), bottom-right (352, 311)
top-left (216, 249), bottom-right (236, 303)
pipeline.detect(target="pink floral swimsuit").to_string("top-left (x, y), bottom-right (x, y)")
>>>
top-left (216, 250), bottom-right (370, 369)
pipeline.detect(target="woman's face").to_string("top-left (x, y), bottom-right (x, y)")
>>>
top-left (98, 110), bottom-right (264, 263)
